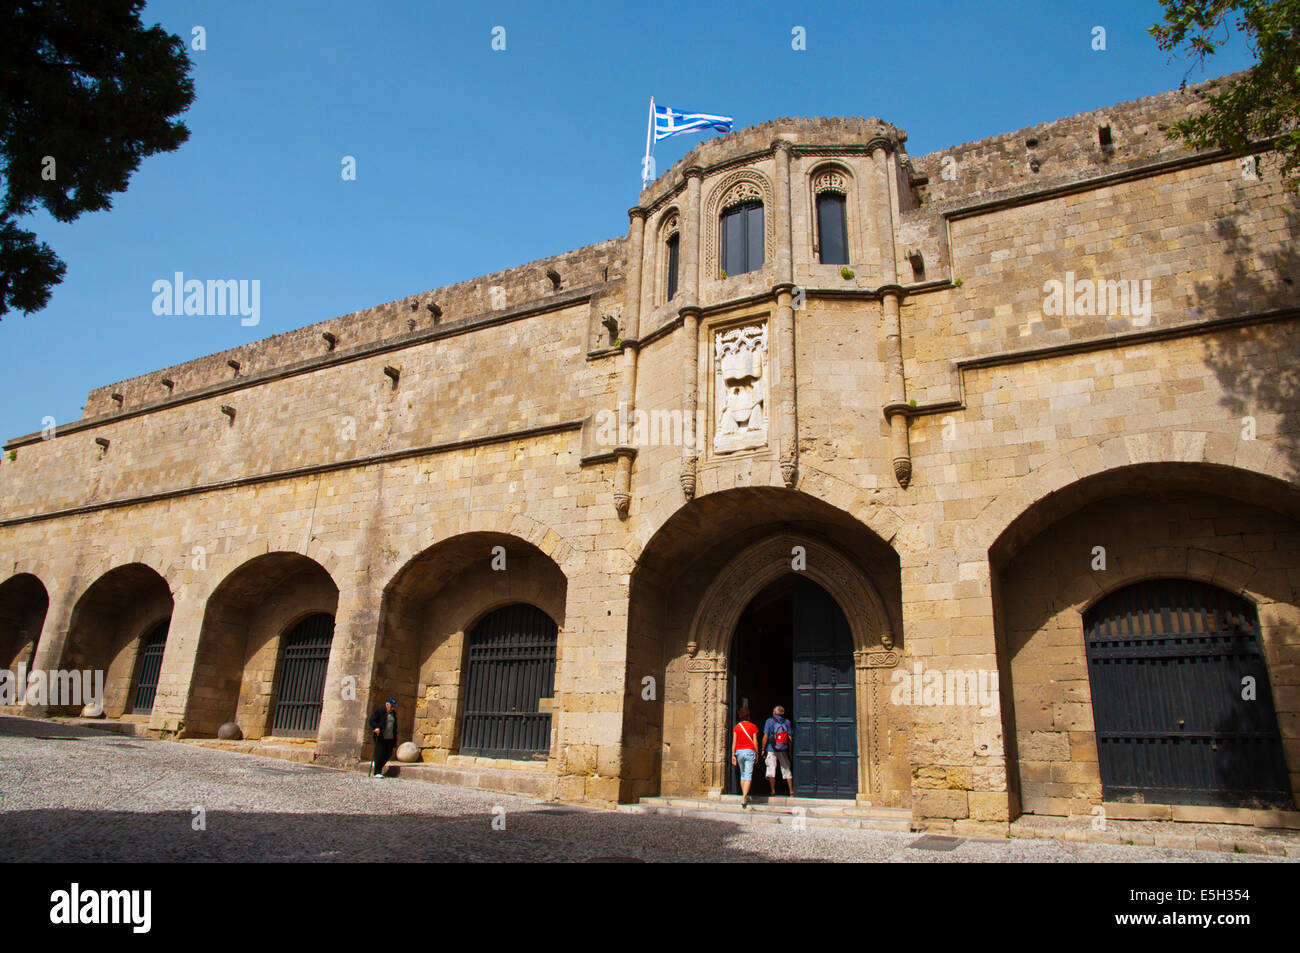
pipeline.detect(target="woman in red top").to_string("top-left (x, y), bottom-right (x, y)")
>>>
top-left (731, 706), bottom-right (759, 807)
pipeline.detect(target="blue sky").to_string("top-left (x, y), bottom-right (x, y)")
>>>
top-left (0, 0), bottom-right (1257, 445)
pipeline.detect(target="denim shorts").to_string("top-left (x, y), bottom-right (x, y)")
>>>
top-left (734, 748), bottom-right (756, 781)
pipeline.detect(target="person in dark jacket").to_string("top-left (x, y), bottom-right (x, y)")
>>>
top-left (369, 697), bottom-right (398, 778)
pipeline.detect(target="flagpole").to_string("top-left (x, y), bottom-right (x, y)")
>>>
top-left (642, 96), bottom-right (654, 188)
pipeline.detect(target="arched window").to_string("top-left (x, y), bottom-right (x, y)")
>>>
top-left (720, 201), bottom-right (764, 277)
top-left (816, 192), bottom-right (848, 265)
top-left (460, 603), bottom-right (557, 760)
top-left (1084, 579), bottom-right (1290, 808)
top-left (130, 619), bottom-right (169, 715)
top-left (665, 232), bottom-right (680, 301)
top-left (271, 613), bottom-right (335, 737)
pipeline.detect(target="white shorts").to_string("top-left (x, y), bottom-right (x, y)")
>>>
top-left (765, 749), bottom-right (792, 779)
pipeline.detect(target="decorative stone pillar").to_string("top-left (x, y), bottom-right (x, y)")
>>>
top-left (679, 307), bottom-right (701, 499)
top-left (679, 170), bottom-right (704, 500)
top-left (854, 646), bottom-right (901, 802)
top-left (615, 208), bottom-right (646, 517)
top-left (870, 146), bottom-right (912, 488)
top-left (881, 289), bottom-right (912, 488)
top-left (687, 652), bottom-right (728, 795)
top-left (774, 283), bottom-right (798, 488)
top-left (682, 168), bottom-right (703, 307)
top-left (772, 140), bottom-right (794, 284)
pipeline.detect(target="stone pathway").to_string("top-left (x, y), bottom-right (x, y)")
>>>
top-left (0, 716), bottom-right (1292, 863)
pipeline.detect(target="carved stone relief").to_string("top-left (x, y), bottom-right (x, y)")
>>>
top-left (713, 322), bottom-right (768, 454)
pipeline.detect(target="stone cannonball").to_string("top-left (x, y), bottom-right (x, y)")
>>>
top-left (217, 722), bottom-right (243, 740)
top-left (396, 742), bottom-right (420, 762)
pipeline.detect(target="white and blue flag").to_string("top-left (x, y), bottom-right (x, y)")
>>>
top-left (654, 104), bottom-right (734, 142)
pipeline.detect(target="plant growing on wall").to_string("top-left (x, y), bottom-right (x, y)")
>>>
top-left (1151, 0), bottom-right (1300, 190)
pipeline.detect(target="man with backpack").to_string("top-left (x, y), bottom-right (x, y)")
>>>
top-left (762, 704), bottom-right (795, 796)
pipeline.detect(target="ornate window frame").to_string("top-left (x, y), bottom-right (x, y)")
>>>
top-left (704, 170), bottom-right (774, 279)
top-left (808, 161), bottom-right (856, 265)
top-left (654, 207), bottom-right (681, 307)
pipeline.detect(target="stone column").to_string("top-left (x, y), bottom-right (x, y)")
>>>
top-left (624, 208), bottom-right (646, 339)
top-left (687, 652), bottom-right (728, 795)
top-left (682, 168), bottom-right (703, 307)
top-left (314, 587), bottom-right (379, 768)
top-left (679, 308), bottom-right (701, 499)
top-left (882, 290), bottom-right (912, 488)
top-left (678, 170), bottom-right (704, 500)
top-left (18, 585), bottom-right (77, 718)
top-left (147, 593), bottom-right (207, 735)
top-left (774, 284), bottom-right (798, 488)
top-left (614, 208), bottom-right (646, 518)
top-left (773, 140), bottom-right (794, 284)
top-left (870, 146), bottom-right (898, 286)
top-left (871, 145), bottom-right (912, 488)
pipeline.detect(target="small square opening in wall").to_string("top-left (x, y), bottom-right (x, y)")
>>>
top-left (1099, 125), bottom-right (1114, 149)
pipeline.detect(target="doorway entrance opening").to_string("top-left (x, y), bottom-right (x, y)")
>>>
top-left (728, 574), bottom-right (857, 799)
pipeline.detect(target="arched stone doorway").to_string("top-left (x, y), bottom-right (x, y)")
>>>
top-left (623, 487), bottom-right (906, 805)
top-left (187, 552), bottom-right (339, 739)
top-left (0, 573), bottom-right (48, 673)
top-left (375, 532), bottom-right (566, 765)
top-left (59, 563), bottom-right (173, 718)
top-left (990, 463), bottom-right (1300, 817)
top-left (728, 573), bottom-right (857, 798)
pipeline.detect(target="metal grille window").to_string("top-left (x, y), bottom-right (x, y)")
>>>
top-left (131, 620), bottom-right (169, 715)
top-left (1084, 579), bottom-right (1291, 809)
top-left (666, 232), bottom-right (680, 301)
top-left (460, 603), bottom-right (557, 760)
top-left (271, 613), bottom-right (335, 737)
top-left (816, 192), bottom-right (848, 264)
top-left (720, 201), bottom-right (764, 276)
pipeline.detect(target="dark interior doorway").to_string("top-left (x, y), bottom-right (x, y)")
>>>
top-left (729, 578), bottom-right (795, 796)
top-left (727, 574), bottom-right (857, 799)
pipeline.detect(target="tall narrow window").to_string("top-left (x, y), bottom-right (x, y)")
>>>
top-left (817, 192), bottom-right (848, 264)
top-left (719, 201), bottom-right (764, 276)
top-left (666, 232), bottom-right (680, 301)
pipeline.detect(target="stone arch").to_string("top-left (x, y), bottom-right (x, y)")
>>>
top-left (704, 168), bottom-right (775, 277)
top-left (689, 533), bottom-right (893, 658)
top-left (58, 563), bottom-right (174, 718)
top-left (972, 430), bottom-right (1296, 553)
top-left (188, 536), bottom-right (347, 607)
top-left (0, 572), bottom-right (49, 675)
top-left (988, 460), bottom-right (1300, 818)
top-left (186, 551), bottom-right (340, 738)
top-left (387, 510), bottom-right (580, 583)
top-left (375, 531), bottom-right (568, 764)
top-left (622, 486), bottom-right (907, 804)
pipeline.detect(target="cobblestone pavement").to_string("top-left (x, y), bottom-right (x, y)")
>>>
top-left (0, 717), bottom-right (1291, 863)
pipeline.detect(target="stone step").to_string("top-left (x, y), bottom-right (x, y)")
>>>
top-left (54, 717), bottom-right (153, 738)
top-left (182, 739), bottom-right (317, 763)
top-left (356, 760), bottom-right (558, 800)
top-left (629, 796), bottom-right (913, 831)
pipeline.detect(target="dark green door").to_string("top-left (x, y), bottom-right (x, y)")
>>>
top-left (792, 577), bottom-right (857, 798)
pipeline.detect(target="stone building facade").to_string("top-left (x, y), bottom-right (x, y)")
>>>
top-left (2, 75), bottom-right (1298, 832)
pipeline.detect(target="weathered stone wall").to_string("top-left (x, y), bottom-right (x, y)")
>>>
top-left (1, 73), bottom-right (1297, 828)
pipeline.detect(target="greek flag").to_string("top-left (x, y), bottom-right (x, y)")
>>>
top-left (654, 104), bottom-right (734, 142)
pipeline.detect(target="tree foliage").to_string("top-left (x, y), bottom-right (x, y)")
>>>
top-left (1151, 0), bottom-right (1300, 188)
top-left (0, 0), bottom-right (195, 317)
